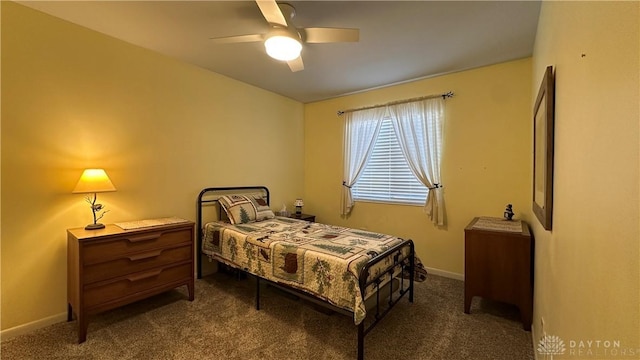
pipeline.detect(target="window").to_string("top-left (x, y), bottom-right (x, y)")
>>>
top-left (341, 96), bottom-right (445, 225)
top-left (351, 117), bottom-right (428, 205)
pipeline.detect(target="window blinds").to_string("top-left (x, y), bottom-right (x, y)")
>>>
top-left (351, 118), bottom-right (428, 204)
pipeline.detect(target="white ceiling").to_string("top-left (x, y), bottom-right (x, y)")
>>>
top-left (19, 1), bottom-right (541, 103)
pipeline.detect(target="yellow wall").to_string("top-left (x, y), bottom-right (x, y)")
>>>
top-left (304, 58), bottom-right (533, 276)
top-left (531, 1), bottom-right (639, 357)
top-left (1, 2), bottom-right (304, 331)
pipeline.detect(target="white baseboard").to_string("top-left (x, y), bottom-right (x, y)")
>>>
top-left (425, 266), bottom-right (464, 281)
top-left (0, 312), bottom-right (67, 342)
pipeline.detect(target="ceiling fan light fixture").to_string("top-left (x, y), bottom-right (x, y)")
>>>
top-left (265, 33), bottom-right (302, 61)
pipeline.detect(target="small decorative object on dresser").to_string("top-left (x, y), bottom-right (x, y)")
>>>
top-left (294, 198), bottom-right (304, 215)
top-left (67, 218), bottom-right (195, 343)
top-left (504, 204), bottom-right (514, 220)
top-left (464, 217), bottom-right (533, 330)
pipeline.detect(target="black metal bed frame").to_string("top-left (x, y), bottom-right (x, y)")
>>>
top-left (196, 186), bottom-right (414, 360)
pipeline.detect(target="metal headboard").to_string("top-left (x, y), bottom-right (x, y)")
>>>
top-left (196, 186), bottom-right (270, 278)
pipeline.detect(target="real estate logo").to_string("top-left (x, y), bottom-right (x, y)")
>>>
top-left (538, 334), bottom-right (638, 358)
top-left (538, 334), bottom-right (566, 359)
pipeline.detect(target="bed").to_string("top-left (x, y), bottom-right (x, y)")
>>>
top-left (196, 186), bottom-right (415, 360)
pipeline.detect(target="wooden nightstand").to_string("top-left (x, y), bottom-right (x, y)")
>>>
top-left (464, 217), bottom-right (534, 330)
top-left (67, 220), bottom-right (195, 343)
top-left (289, 213), bottom-right (315, 222)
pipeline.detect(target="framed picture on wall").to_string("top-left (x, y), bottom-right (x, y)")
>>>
top-left (532, 65), bottom-right (555, 230)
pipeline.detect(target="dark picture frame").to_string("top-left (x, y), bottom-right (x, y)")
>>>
top-left (532, 66), bottom-right (555, 230)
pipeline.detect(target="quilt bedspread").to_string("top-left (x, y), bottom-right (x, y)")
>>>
top-left (202, 217), bottom-right (410, 324)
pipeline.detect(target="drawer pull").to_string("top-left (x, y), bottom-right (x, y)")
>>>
top-left (127, 269), bottom-right (163, 282)
top-left (127, 249), bottom-right (163, 261)
top-left (126, 233), bottom-right (161, 243)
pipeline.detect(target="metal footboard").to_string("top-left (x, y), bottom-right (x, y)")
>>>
top-left (251, 239), bottom-right (415, 360)
top-left (357, 239), bottom-right (415, 360)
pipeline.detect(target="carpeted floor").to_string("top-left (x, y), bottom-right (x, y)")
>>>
top-left (1, 273), bottom-right (534, 360)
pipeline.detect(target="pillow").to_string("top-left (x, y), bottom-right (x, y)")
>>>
top-left (218, 194), bottom-right (275, 224)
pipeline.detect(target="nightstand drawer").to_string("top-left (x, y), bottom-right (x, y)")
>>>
top-left (84, 229), bottom-right (191, 264)
top-left (83, 244), bottom-right (192, 284)
top-left (84, 262), bottom-right (192, 308)
top-left (288, 213), bottom-right (315, 222)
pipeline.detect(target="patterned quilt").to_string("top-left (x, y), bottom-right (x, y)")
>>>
top-left (202, 217), bottom-right (411, 325)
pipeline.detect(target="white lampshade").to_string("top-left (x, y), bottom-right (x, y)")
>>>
top-left (72, 169), bottom-right (117, 194)
top-left (294, 199), bottom-right (304, 207)
top-left (265, 31), bottom-right (302, 61)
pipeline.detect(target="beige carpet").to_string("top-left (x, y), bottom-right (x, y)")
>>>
top-left (1, 273), bottom-right (534, 360)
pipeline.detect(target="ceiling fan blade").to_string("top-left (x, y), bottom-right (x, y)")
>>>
top-left (256, 0), bottom-right (288, 27)
top-left (287, 56), bottom-right (304, 72)
top-left (209, 34), bottom-right (264, 44)
top-left (302, 28), bottom-right (359, 43)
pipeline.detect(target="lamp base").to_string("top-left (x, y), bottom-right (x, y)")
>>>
top-left (85, 223), bottom-right (105, 230)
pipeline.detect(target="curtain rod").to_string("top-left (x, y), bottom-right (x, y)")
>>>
top-left (336, 91), bottom-right (454, 116)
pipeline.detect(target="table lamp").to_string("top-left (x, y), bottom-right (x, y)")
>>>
top-left (73, 169), bottom-right (117, 230)
top-left (294, 198), bottom-right (304, 216)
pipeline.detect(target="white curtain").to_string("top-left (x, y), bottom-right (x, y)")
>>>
top-left (341, 107), bottom-right (387, 216)
top-left (388, 98), bottom-right (445, 225)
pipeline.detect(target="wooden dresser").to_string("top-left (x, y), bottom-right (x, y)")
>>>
top-left (464, 217), bottom-right (534, 330)
top-left (67, 220), bottom-right (195, 343)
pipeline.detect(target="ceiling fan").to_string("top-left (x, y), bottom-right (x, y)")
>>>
top-left (209, 0), bottom-right (359, 72)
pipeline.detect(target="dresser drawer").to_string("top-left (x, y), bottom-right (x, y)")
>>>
top-left (84, 262), bottom-right (191, 308)
top-left (83, 244), bottom-right (192, 284)
top-left (83, 228), bottom-right (192, 264)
